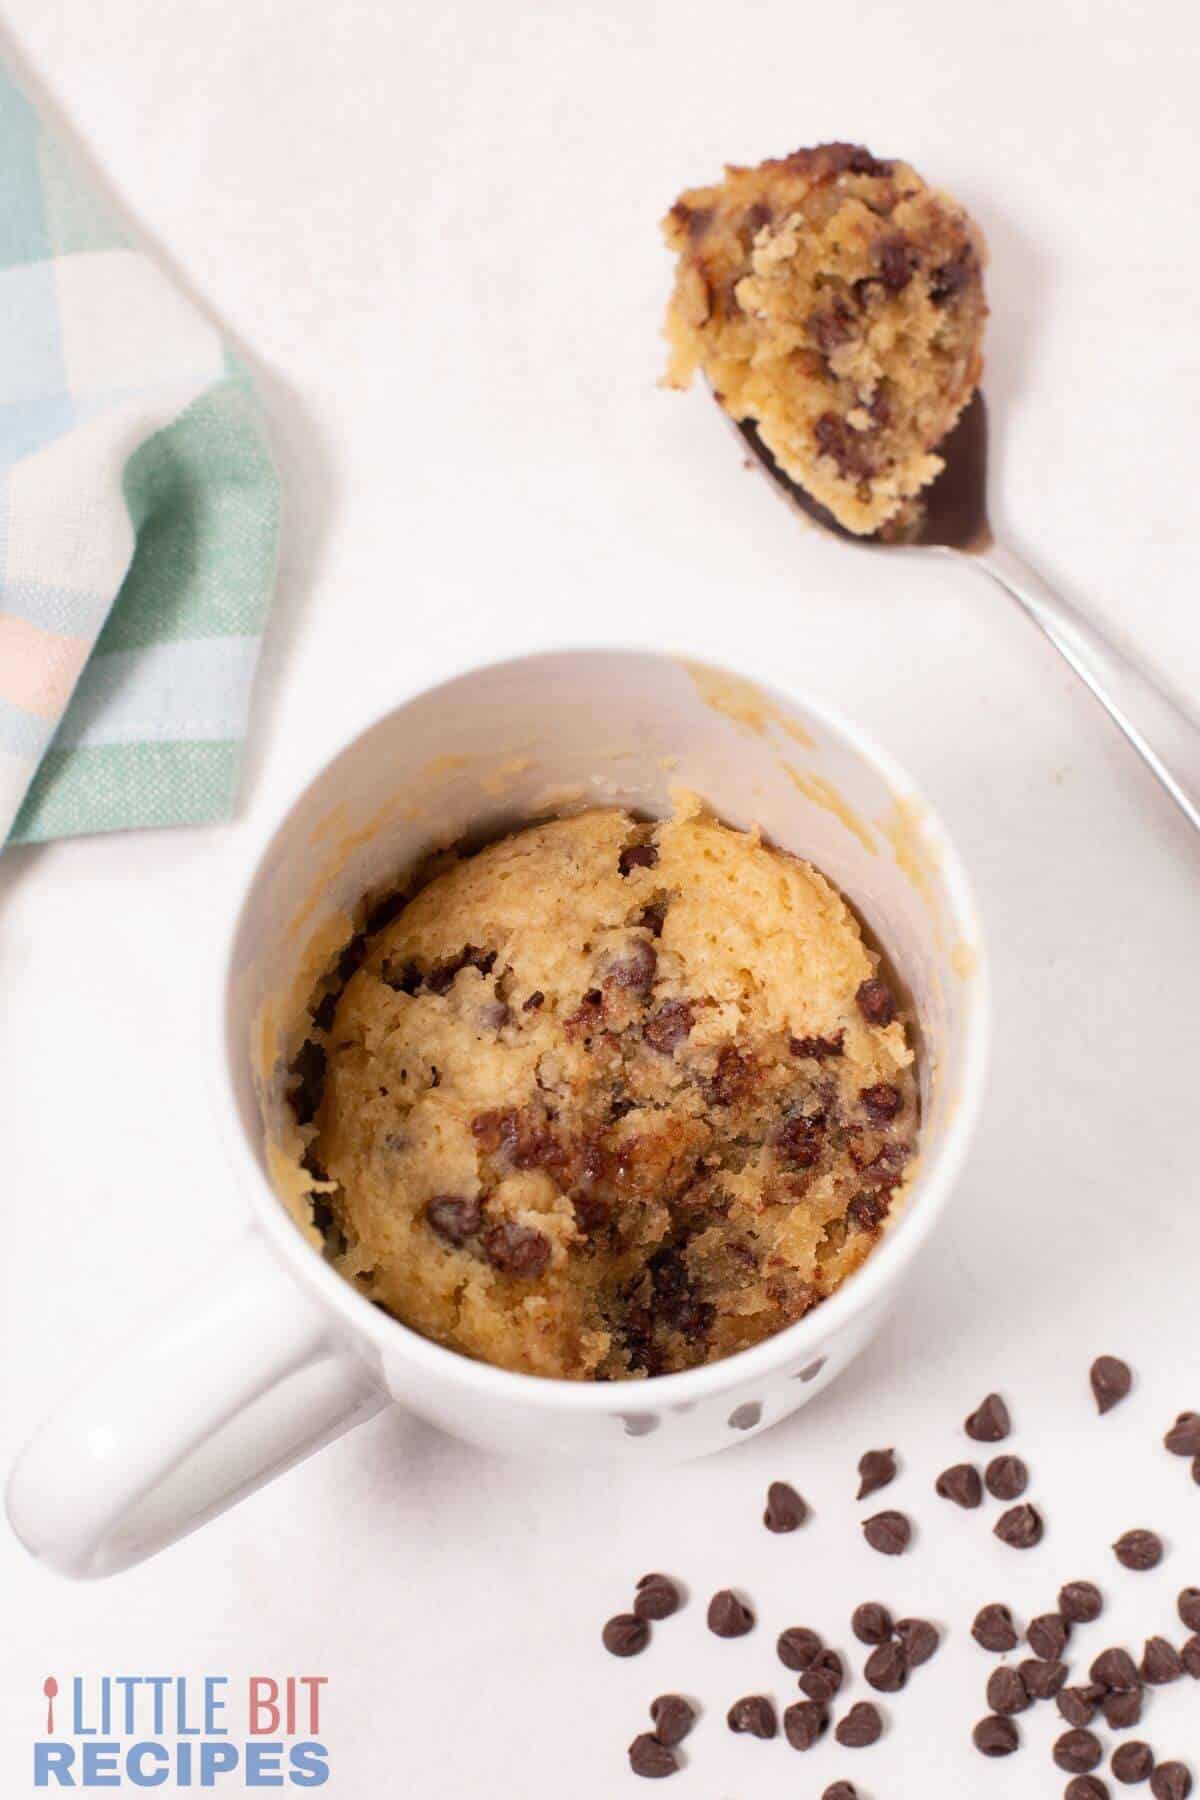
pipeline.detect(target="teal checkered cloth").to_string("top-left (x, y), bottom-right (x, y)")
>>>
top-left (0, 68), bottom-right (280, 845)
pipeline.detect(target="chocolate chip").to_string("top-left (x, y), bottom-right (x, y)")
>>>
top-left (966, 1393), bottom-right (1012, 1442)
top-left (1022, 1657), bottom-right (1068, 1699)
top-left (864, 1638), bottom-right (908, 1693)
top-left (1057, 1685), bottom-right (1105, 1727)
top-left (995, 1503), bottom-right (1043, 1549)
top-left (1181, 1588), bottom-right (1200, 1632)
top-left (836, 1702), bottom-right (882, 1748)
top-left (603, 1613), bottom-right (649, 1657)
top-left (424, 1194), bottom-right (482, 1245)
top-left (522, 990), bottom-right (544, 1012)
top-left (1029, 1613), bottom-right (1071, 1660)
top-left (782, 1698), bottom-right (828, 1750)
top-left (619, 842), bottom-right (659, 875)
top-left (860, 1081), bottom-right (902, 1122)
top-left (1066, 1781), bottom-right (1110, 1800)
top-left (875, 232), bottom-right (917, 291)
top-left (972, 1603), bottom-right (1019, 1653)
top-left (813, 411), bottom-right (874, 481)
top-left (1102, 1687), bottom-right (1143, 1729)
top-left (482, 1220), bottom-right (551, 1276)
top-left (798, 1649), bottom-right (844, 1703)
top-left (847, 1190), bottom-right (889, 1232)
top-left (1183, 1634), bottom-right (1200, 1677)
top-left (1151, 1766), bottom-right (1193, 1800)
top-left (809, 302), bottom-right (856, 353)
top-left (789, 1030), bottom-right (845, 1060)
top-left (776, 1109), bottom-right (827, 1168)
top-left (1165, 1412), bottom-right (1200, 1456)
top-left (857, 1447), bottom-right (897, 1499)
top-left (777, 1626), bottom-right (822, 1670)
top-left (823, 1787), bottom-right (859, 1800)
top-left (855, 978), bottom-right (895, 1025)
top-left (604, 941), bottom-right (657, 992)
top-left (649, 1695), bottom-right (694, 1747)
top-left (937, 1462), bottom-right (983, 1508)
top-left (1112, 1742), bottom-right (1154, 1785)
top-left (708, 1044), bottom-right (757, 1105)
top-left (1091, 1647), bottom-right (1140, 1691)
top-left (1061, 1581), bottom-right (1104, 1624)
top-left (987, 1666), bottom-right (1031, 1715)
top-left (628, 1733), bottom-right (677, 1779)
top-left (986, 1455), bottom-right (1029, 1500)
top-left (973, 1714), bottom-right (1019, 1756)
top-left (1091, 1355), bottom-right (1133, 1414)
top-left (634, 1574), bottom-right (680, 1621)
top-left (1114, 1530), bottom-right (1163, 1571)
top-left (763, 1480), bottom-right (807, 1532)
top-left (862, 1510), bottom-right (910, 1555)
top-left (895, 1617), bottom-right (939, 1667)
top-left (707, 1589), bottom-right (753, 1638)
top-left (1142, 1634), bottom-right (1184, 1684)
top-left (851, 1602), bottom-right (893, 1645)
top-left (1056, 1729), bottom-right (1104, 1773)
top-left (643, 1000), bottom-right (693, 1054)
top-left (727, 1695), bottom-right (776, 1739)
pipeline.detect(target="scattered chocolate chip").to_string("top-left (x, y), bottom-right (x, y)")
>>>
top-left (836, 1702), bottom-right (883, 1748)
top-left (1061, 1581), bottom-right (1104, 1624)
top-left (856, 1446), bottom-right (897, 1499)
top-left (860, 1081), bottom-right (902, 1122)
top-left (707, 1590), bottom-right (753, 1638)
top-left (973, 1714), bottom-right (1020, 1756)
top-left (649, 1695), bottom-right (694, 1747)
top-left (777, 1626), bottom-right (822, 1670)
top-left (847, 1190), bottom-right (889, 1232)
top-left (896, 1618), bottom-right (940, 1667)
top-left (522, 990), bottom-right (544, 1012)
top-left (852, 1602), bottom-right (893, 1645)
top-left (1112, 1742), bottom-right (1155, 1785)
top-left (783, 1698), bottom-right (828, 1750)
top-left (986, 1455), bottom-right (1030, 1500)
top-left (1066, 1781), bottom-right (1110, 1800)
top-left (1029, 1612), bottom-right (1071, 1661)
top-left (1180, 1588), bottom-right (1200, 1632)
top-left (643, 1000), bottom-right (694, 1055)
top-left (799, 1649), bottom-right (845, 1703)
top-left (855, 978), bottom-right (895, 1025)
top-left (634, 1574), bottom-right (680, 1621)
top-left (1164, 1413), bottom-right (1200, 1456)
top-left (937, 1462), bottom-right (983, 1508)
top-left (619, 842), bottom-right (659, 875)
top-left (1091, 1355), bottom-right (1133, 1414)
top-left (864, 1638), bottom-right (908, 1693)
top-left (482, 1220), bottom-right (551, 1277)
top-left (875, 232), bottom-right (918, 291)
top-left (1142, 1634), bottom-right (1184, 1684)
top-left (763, 1479), bottom-right (807, 1532)
top-left (972, 1603), bottom-right (1020, 1653)
top-left (1102, 1687), bottom-right (1144, 1730)
top-left (1057, 1685), bottom-right (1105, 1728)
top-left (1114, 1530), bottom-right (1163, 1571)
top-left (966, 1393), bottom-right (1012, 1442)
top-left (727, 1695), bottom-right (776, 1739)
top-left (604, 940), bottom-right (657, 992)
top-left (1091, 1647), bottom-right (1140, 1691)
top-left (988, 1665), bottom-right (1031, 1715)
top-left (789, 1030), bottom-right (844, 1060)
top-left (1151, 1766), bottom-right (1193, 1800)
top-left (1183, 1634), bottom-right (1200, 1678)
top-left (1022, 1658), bottom-right (1068, 1699)
top-left (628, 1733), bottom-right (678, 1779)
top-left (995, 1503), bottom-right (1043, 1549)
top-left (423, 1194), bottom-right (482, 1245)
top-left (603, 1613), bottom-right (649, 1657)
top-left (862, 1510), bottom-right (910, 1555)
top-left (1055, 1729), bottom-right (1104, 1774)
top-left (776, 1109), bottom-right (827, 1169)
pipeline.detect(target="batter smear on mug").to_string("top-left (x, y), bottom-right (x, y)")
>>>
top-left (291, 802), bottom-right (918, 1379)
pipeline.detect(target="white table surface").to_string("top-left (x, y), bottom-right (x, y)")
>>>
top-left (3, 1), bottom-right (1199, 1792)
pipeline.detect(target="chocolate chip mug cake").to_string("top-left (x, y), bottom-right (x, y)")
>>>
top-left (661, 142), bottom-right (987, 537)
top-left (287, 802), bottom-right (918, 1379)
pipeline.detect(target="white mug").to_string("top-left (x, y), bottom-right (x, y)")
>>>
top-left (7, 649), bottom-right (989, 1577)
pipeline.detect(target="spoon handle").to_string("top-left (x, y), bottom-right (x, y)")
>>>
top-left (966, 538), bottom-right (1200, 834)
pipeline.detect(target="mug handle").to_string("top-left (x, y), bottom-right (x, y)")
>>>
top-left (5, 1229), bottom-right (388, 1578)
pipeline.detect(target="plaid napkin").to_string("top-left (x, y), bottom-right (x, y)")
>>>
top-left (0, 68), bottom-right (280, 846)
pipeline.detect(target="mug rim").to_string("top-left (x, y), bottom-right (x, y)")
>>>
top-left (221, 644), bottom-right (991, 1412)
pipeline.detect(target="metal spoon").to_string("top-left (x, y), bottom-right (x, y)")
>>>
top-left (730, 392), bottom-right (1200, 832)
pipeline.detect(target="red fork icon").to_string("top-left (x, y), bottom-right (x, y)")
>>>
top-left (43, 1677), bottom-right (58, 1733)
